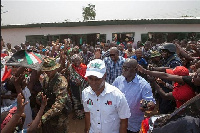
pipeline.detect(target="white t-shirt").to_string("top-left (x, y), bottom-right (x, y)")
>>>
top-left (82, 82), bottom-right (131, 133)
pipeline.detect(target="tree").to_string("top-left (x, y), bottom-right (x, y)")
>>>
top-left (82, 4), bottom-right (96, 22)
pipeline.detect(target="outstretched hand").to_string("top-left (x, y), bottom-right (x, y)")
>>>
top-left (16, 93), bottom-right (28, 115)
top-left (137, 64), bottom-right (146, 74)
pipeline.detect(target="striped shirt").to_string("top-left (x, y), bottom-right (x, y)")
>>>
top-left (103, 56), bottom-right (125, 84)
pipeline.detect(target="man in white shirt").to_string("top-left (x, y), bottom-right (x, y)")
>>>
top-left (82, 59), bottom-right (131, 133)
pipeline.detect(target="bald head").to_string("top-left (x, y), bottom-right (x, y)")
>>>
top-left (122, 58), bottom-right (138, 81)
top-left (110, 47), bottom-right (119, 55)
top-left (125, 58), bottom-right (138, 68)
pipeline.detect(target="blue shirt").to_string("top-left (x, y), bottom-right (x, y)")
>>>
top-left (130, 55), bottom-right (148, 68)
top-left (112, 74), bottom-right (155, 132)
top-left (103, 56), bottom-right (125, 84)
top-left (162, 54), bottom-right (182, 68)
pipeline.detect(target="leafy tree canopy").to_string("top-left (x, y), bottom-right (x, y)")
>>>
top-left (82, 4), bottom-right (96, 22)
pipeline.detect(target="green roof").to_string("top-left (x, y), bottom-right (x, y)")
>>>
top-left (1, 19), bottom-right (200, 29)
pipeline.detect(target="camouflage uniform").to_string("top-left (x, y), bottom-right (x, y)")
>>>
top-left (37, 72), bottom-right (71, 133)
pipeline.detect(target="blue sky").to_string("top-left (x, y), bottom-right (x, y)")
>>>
top-left (1, 0), bottom-right (200, 25)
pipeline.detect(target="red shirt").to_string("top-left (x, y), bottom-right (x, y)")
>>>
top-left (172, 83), bottom-right (196, 108)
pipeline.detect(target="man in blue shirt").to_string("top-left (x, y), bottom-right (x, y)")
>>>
top-left (113, 58), bottom-right (155, 133)
top-left (103, 47), bottom-right (125, 84)
top-left (130, 49), bottom-right (148, 68)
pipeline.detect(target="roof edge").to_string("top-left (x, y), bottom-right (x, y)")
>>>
top-left (2, 19), bottom-right (200, 29)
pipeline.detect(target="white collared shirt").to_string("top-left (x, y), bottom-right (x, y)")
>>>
top-left (82, 82), bottom-right (131, 133)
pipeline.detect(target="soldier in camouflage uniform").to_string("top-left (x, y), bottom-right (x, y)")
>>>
top-left (36, 57), bottom-right (71, 133)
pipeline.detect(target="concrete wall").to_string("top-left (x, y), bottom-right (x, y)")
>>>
top-left (1, 24), bottom-right (200, 47)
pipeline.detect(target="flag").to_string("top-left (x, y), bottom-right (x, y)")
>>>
top-left (6, 50), bottom-right (44, 71)
top-left (1, 54), bottom-right (11, 82)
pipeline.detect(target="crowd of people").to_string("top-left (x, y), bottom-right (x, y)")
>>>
top-left (1, 36), bottom-right (200, 133)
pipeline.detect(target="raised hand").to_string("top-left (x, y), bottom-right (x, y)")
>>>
top-left (137, 64), bottom-right (146, 74)
top-left (41, 93), bottom-right (48, 108)
top-left (16, 93), bottom-right (28, 115)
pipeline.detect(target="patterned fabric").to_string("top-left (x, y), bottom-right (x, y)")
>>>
top-left (103, 56), bottom-right (125, 84)
top-left (42, 113), bottom-right (68, 133)
top-left (130, 55), bottom-right (148, 68)
top-left (119, 51), bottom-right (127, 58)
top-left (68, 64), bottom-right (89, 119)
top-left (79, 51), bottom-right (94, 65)
top-left (161, 54), bottom-right (182, 68)
top-left (39, 72), bottom-right (71, 129)
top-left (143, 49), bottom-right (151, 60)
top-left (101, 50), bottom-right (110, 59)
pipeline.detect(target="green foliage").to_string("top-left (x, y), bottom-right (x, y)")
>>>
top-left (82, 4), bottom-right (96, 22)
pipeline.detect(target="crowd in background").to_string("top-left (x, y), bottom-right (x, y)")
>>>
top-left (1, 36), bottom-right (200, 133)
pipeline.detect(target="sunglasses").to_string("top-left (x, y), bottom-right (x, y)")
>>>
top-left (110, 54), bottom-right (115, 57)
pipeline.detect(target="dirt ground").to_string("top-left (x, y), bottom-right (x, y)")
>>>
top-left (68, 113), bottom-right (85, 133)
top-left (67, 106), bottom-right (159, 133)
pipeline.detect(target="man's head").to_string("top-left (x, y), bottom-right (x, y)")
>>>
top-left (150, 50), bottom-right (161, 62)
top-left (89, 46), bottom-right (94, 53)
top-left (110, 42), bottom-right (117, 47)
top-left (6, 43), bottom-right (11, 49)
top-left (109, 47), bottom-right (119, 62)
top-left (122, 58), bottom-right (138, 81)
top-left (160, 43), bottom-right (176, 59)
top-left (71, 54), bottom-right (82, 67)
top-left (72, 47), bottom-right (79, 55)
top-left (82, 45), bottom-right (88, 54)
top-left (127, 43), bottom-right (133, 52)
top-left (144, 41), bottom-right (151, 51)
top-left (85, 59), bottom-right (106, 92)
top-left (135, 49), bottom-right (143, 59)
top-left (117, 44), bottom-right (124, 52)
top-left (14, 45), bottom-right (21, 51)
top-left (137, 41), bottom-right (143, 48)
top-left (41, 57), bottom-right (60, 79)
top-left (104, 43), bottom-right (110, 51)
top-left (21, 43), bottom-right (26, 50)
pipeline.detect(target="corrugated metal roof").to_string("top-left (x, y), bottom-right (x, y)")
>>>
top-left (1, 19), bottom-right (200, 29)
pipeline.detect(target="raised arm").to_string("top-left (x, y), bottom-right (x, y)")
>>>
top-left (138, 65), bottom-right (184, 83)
top-left (175, 43), bottom-right (194, 61)
top-left (27, 93), bottom-right (47, 133)
top-left (1, 93), bottom-right (28, 133)
top-left (148, 76), bottom-right (174, 100)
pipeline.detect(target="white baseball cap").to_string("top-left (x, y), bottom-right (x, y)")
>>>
top-left (85, 59), bottom-right (106, 78)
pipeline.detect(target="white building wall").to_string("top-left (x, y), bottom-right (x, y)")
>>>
top-left (1, 24), bottom-right (200, 47)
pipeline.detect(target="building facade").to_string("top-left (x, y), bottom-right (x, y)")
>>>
top-left (1, 19), bottom-right (200, 47)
